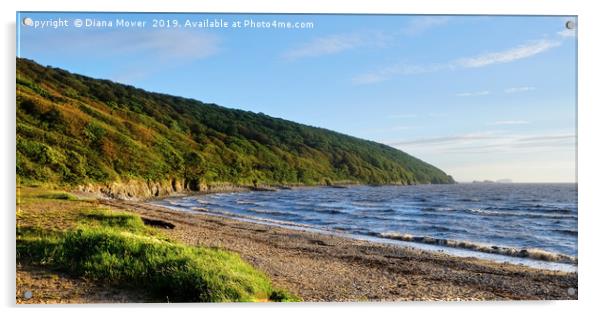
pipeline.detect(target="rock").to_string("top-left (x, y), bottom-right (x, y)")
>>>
top-left (141, 217), bottom-right (175, 229)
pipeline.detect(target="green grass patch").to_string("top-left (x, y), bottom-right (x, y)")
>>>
top-left (268, 288), bottom-right (301, 302)
top-left (17, 209), bottom-right (299, 302)
top-left (79, 209), bottom-right (146, 232)
top-left (35, 192), bottom-right (78, 200)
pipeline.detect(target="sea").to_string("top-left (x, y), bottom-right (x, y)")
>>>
top-left (151, 183), bottom-right (578, 272)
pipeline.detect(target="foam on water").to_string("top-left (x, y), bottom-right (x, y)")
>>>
top-left (377, 232), bottom-right (577, 264)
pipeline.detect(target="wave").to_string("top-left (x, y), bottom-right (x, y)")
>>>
top-left (421, 225), bottom-right (469, 234)
top-left (301, 207), bottom-right (345, 215)
top-left (420, 207), bottom-right (454, 213)
top-left (463, 208), bottom-right (577, 220)
top-left (236, 200), bottom-right (257, 205)
top-left (351, 201), bottom-right (383, 208)
top-left (377, 231), bottom-right (577, 264)
top-left (553, 229), bottom-right (578, 236)
top-left (375, 208), bottom-right (396, 213)
top-left (248, 208), bottom-right (297, 217)
top-left (189, 206), bottom-right (316, 229)
top-left (419, 206), bottom-right (576, 219)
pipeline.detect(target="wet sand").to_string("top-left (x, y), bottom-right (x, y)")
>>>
top-left (100, 199), bottom-right (577, 301)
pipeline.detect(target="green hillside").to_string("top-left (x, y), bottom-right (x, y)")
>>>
top-left (16, 58), bottom-right (454, 189)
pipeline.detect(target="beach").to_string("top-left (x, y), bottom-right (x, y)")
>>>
top-left (15, 13), bottom-right (580, 305)
top-left (99, 198), bottom-right (577, 301)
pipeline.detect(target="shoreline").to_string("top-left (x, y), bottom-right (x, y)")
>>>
top-left (100, 198), bottom-right (578, 301)
top-left (149, 198), bottom-right (577, 272)
top-left (146, 185), bottom-right (577, 270)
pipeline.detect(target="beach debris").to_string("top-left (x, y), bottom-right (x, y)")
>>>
top-left (141, 217), bottom-right (175, 229)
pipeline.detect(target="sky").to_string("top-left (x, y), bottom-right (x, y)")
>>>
top-left (17, 13), bottom-right (577, 183)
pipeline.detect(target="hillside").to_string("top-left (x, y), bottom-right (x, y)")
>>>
top-left (16, 58), bottom-right (454, 190)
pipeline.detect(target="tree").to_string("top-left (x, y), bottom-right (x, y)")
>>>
top-left (183, 151), bottom-right (205, 190)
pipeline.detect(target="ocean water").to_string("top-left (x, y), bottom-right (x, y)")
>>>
top-left (152, 183), bottom-right (577, 269)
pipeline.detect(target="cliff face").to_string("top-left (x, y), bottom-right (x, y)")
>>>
top-left (77, 179), bottom-right (182, 200)
top-left (76, 179), bottom-right (251, 200)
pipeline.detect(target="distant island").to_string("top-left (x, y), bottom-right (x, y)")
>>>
top-left (472, 179), bottom-right (513, 184)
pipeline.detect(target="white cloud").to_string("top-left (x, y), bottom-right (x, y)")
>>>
top-left (455, 90), bottom-right (490, 97)
top-left (282, 31), bottom-right (389, 61)
top-left (283, 17), bottom-right (448, 61)
top-left (518, 135), bottom-right (575, 142)
top-left (504, 86), bottom-right (536, 94)
top-left (401, 16), bottom-right (450, 36)
top-left (137, 31), bottom-right (220, 60)
top-left (283, 34), bottom-right (363, 60)
top-left (354, 39), bottom-right (561, 85)
top-left (32, 29), bottom-right (221, 61)
top-left (388, 133), bottom-right (498, 146)
top-left (106, 31), bottom-right (220, 82)
top-left (351, 73), bottom-right (389, 85)
top-left (454, 39), bottom-right (561, 68)
top-left (427, 112), bottom-right (448, 118)
top-left (26, 30), bottom-right (221, 83)
top-left (388, 114), bottom-right (418, 119)
top-left (557, 29), bottom-right (576, 38)
top-left (352, 62), bottom-right (449, 84)
top-left (491, 120), bottom-right (530, 125)
top-left (452, 87), bottom-right (534, 98)
top-left (387, 132), bottom-right (574, 152)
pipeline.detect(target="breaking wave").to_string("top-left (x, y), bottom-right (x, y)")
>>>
top-left (377, 231), bottom-right (577, 264)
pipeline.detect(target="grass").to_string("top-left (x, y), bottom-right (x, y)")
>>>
top-left (79, 209), bottom-right (147, 231)
top-left (17, 193), bottom-right (300, 302)
top-left (36, 192), bottom-right (78, 200)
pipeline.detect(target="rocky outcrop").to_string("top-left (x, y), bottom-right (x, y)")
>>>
top-left (75, 178), bottom-right (253, 201)
top-left (76, 178), bottom-right (182, 200)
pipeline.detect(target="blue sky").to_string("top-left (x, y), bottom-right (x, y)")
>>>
top-left (17, 13), bottom-right (577, 182)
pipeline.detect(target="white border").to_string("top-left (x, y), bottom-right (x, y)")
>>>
top-left (3, 1), bottom-right (601, 316)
